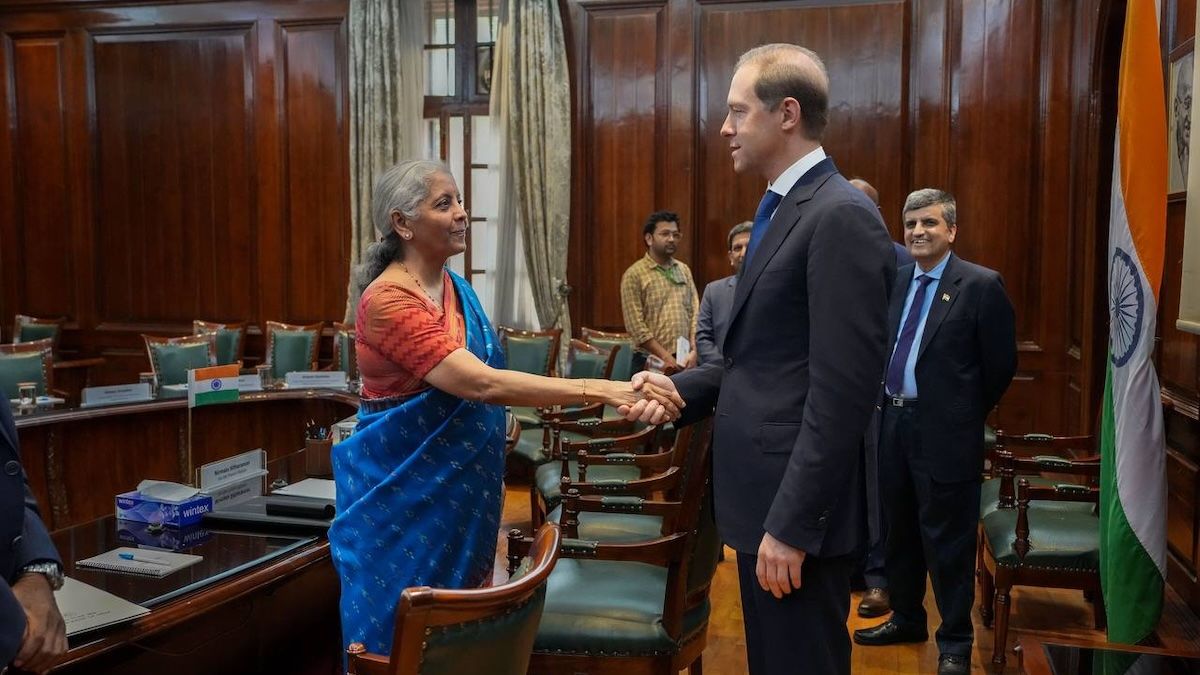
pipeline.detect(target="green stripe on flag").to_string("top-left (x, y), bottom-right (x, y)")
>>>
top-left (1099, 359), bottom-right (1164, 645)
top-left (192, 387), bottom-right (239, 407)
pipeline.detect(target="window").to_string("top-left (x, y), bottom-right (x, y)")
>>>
top-left (424, 0), bottom-right (507, 318)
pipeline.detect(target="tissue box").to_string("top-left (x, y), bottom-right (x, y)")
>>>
top-left (115, 490), bottom-right (214, 528)
top-left (116, 520), bottom-right (213, 551)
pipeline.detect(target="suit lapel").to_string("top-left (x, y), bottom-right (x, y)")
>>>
top-left (887, 263), bottom-right (915, 348)
top-left (915, 253), bottom-right (961, 363)
top-left (726, 157), bottom-right (839, 336)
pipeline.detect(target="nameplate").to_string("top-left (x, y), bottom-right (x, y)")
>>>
top-left (237, 374), bottom-right (262, 392)
top-left (198, 449), bottom-right (266, 491)
top-left (285, 371), bottom-right (347, 389)
top-left (81, 383), bottom-right (152, 407)
top-left (204, 474), bottom-right (264, 510)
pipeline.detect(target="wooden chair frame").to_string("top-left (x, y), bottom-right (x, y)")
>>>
top-left (0, 338), bottom-right (61, 398)
top-left (497, 326), bottom-right (562, 377)
top-left (13, 314), bottom-right (66, 352)
top-left (264, 320), bottom-right (323, 374)
top-left (192, 319), bottom-right (248, 365)
top-left (347, 523), bottom-right (562, 675)
top-left (510, 418), bottom-right (715, 675)
top-left (142, 333), bottom-right (218, 385)
top-left (978, 449), bottom-right (1103, 670)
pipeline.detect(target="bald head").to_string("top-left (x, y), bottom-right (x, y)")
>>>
top-left (735, 44), bottom-right (830, 139)
top-left (849, 178), bottom-right (880, 206)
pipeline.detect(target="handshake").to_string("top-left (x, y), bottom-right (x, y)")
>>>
top-left (614, 372), bottom-right (686, 425)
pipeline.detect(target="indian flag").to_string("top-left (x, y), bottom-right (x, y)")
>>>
top-left (1100, 0), bottom-right (1168, 645)
top-left (187, 363), bottom-right (240, 408)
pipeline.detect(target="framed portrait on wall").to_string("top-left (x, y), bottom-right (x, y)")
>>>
top-left (1169, 45), bottom-right (1194, 196)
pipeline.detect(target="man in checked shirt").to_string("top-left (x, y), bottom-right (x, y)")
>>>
top-left (619, 210), bottom-right (700, 375)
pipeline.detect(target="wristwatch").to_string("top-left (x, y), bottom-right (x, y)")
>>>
top-left (20, 561), bottom-right (64, 591)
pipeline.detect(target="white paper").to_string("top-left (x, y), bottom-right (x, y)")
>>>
top-left (198, 449), bottom-right (267, 491)
top-left (272, 478), bottom-right (336, 501)
top-left (55, 577), bottom-right (150, 636)
top-left (284, 371), bottom-right (348, 389)
top-left (675, 336), bottom-right (692, 363)
top-left (80, 383), bottom-right (153, 407)
top-left (136, 480), bottom-right (199, 503)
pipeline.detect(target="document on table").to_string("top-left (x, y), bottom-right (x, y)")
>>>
top-left (55, 577), bottom-right (150, 636)
top-left (272, 478), bottom-right (336, 501)
top-left (76, 547), bottom-right (202, 577)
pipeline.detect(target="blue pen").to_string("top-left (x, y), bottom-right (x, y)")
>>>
top-left (118, 552), bottom-right (171, 566)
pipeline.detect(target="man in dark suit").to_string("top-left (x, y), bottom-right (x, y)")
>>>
top-left (852, 189), bottom-right (1017, 675)
top-left (1, 403), bottom-right (67, 674)
top-left (847, 176), bottom-right (913, 618)
top-left (695, 221), bottom-right (751, 366)
top-left (621, 43), bottom-right (894, 674)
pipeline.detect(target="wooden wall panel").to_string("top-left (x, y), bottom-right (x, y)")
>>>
top-left (5, 35), bottom-right (75, 320)
top-left (92, 29), bottom-right (255, 328)
top-left (279, 22), bottom-right (348, 324)
top-left (569, 2), bottom-right (667, 330)
top-left (0, 0), bottom-right (349, 384)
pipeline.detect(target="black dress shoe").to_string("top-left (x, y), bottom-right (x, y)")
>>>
top-left (857, 587), bottom-right (891, 618)
top-left (852, 620), bottom-right (928, 646)
top-left (937, 654), bottom-right (969, 675)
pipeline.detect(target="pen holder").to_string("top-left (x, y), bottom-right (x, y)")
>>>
top-left (305, 437), bottom-right (333, 477)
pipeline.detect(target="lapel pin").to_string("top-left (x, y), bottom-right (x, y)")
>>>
top-left (941, 293), bottom-right (951, 302)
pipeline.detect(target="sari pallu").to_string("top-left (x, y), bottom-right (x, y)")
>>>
top-left (330, 271), bottom-right (507, 656)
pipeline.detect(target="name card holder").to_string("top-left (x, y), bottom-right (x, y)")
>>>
top-left (81, 383), bottom-right (153, 408)
top-left (284, 371), bottom-right (348, 390)
top-left (237, 374), bottom-right (263, 392)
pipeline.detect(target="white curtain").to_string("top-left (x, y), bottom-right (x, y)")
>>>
top-left (491, 0), bottom-right (573, 337)
top-left (343, 0), bottom-right (425, 321)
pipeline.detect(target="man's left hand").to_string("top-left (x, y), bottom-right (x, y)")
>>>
top-left (684, 351), bottom-right (697, 369)
top-left (11, 573), bottom-right (67, 674)
top-left (756, 532), bottom-right (806, 599)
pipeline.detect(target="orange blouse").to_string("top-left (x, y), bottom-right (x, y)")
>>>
top-left (355, 271), bottom-right (466, 400)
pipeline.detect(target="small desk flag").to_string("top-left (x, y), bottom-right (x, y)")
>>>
top-left (187, 364), bottom-right (240, 408)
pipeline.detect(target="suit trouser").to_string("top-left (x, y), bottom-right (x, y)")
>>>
top-left (879, 403), bottom-right (981, 658)
top-left (860, 411), bottom-right (889, 589)
top-left (736, 551), bottom-right (853, 675)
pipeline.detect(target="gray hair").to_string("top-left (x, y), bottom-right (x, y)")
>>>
top-left (902, 188), bottom-right (957, 227)
top-left (727, 221), bottom-right (753, 250)
top-left (735, 43), bottom-right (830, 140)
top-left (353, 159), bottom-right (448, 294)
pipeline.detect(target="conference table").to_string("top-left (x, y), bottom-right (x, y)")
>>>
top-left (12, 389), bottom-right (356, 674)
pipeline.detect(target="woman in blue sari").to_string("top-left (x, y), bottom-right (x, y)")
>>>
top-left (331, 159), bottom-right (683, 657)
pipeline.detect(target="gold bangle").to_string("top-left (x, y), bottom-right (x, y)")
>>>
top-left (581, 379), bottom-right (590, 406)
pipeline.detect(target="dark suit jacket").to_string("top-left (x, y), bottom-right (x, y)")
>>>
top-left (893, 241), bottom-right (914, 266)
top-left (1, 403), bottom-right (61, 665)
top-left (885, 253), bottom-right (1017, 482)
top-left (673, 157), bottom-right (895, 557)
top-left (695, 275), bottom-right (736, 366)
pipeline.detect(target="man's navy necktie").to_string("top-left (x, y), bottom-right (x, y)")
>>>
top-left (742, 189), bottom-right (784, 270)
top-left (885, 274), bottom-right (935, 396)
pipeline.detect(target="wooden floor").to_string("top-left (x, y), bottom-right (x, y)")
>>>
top-left (496, 485), bottom-right (1200, 674)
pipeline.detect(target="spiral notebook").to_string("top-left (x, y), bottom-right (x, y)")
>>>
top-left (76, 547), bottom-right (202, 578)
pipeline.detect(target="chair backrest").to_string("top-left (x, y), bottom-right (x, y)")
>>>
top-left (13, 315), bottom-right (65, 352)
top-left (994, 431), bottom-right (1096, 458)
top-left (143, 333), bottom-right (218, 386)
top-left (564, 339), bottom-right (615, 380)
top-left (331, 322), bottom-right (358, 379)
top-left (193, 320), bottom-right (247, 366)
top-left (264, 321), bottom-right (323, 379)
top-left (348, 523), bottom-right (562, 675)
top-left (0, 339), bottom-right (53, 398)
top-left (580, 327), bottom-right (635, 381)
top-left (497, 326), bottom-right (561, 376)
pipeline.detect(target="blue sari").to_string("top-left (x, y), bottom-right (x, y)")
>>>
top-left (330, 271), bottom-right (507, 656)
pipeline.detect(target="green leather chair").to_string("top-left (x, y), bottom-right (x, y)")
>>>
top-left (0, 338), bottom-right (54, 399)
top-left (330, 322), bottom-right (357, 379)
top-left (143, 333), bottom-right (217, 387)
top-left (13, 314), bottom-right (65, 351)
top-left (265, 320), bottom-right (323, 380)
top-left (193, 320), bottom-right (247, 366)
top-left (511, 418), bottom-right (718, 675)
top-left (499, 326), bottom-right (562, 430)
top-left (347, 523), bottom-right (561, 675)
top-left (980, 432), bottom-right (1096, 518)
top-left (564, 339), bottom-right (616, 380)
top-left (978, 451), bottom-right (1102, 669)
top-left (580, 327), bottom-right (636, 382)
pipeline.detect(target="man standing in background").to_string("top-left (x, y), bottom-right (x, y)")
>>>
top-left (695, 221), bottom-right (752, 366)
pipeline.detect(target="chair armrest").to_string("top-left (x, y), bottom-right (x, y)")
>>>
top-left (346, 644), bottom-right (391, 675)
top-left (1014, 478), bottom-right (1098, 560)
top-left (563, 465), bottom-right (682, 497)
top-left (575, 448), bottom-right (674, 482)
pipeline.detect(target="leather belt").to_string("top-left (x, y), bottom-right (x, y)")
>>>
top-left (886, 396), bottom-right (918, 408)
